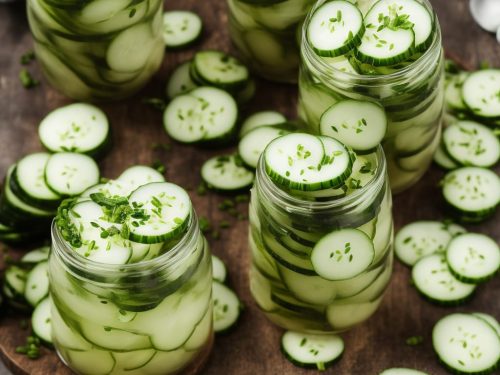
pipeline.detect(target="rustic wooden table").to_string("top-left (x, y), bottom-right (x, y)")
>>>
top-left (0, 0), bottom-right (499, 374)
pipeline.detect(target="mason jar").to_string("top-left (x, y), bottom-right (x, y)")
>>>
top-left (49, 212), bottom-right (213, 375)
top-left (298, 0), bottom-right (445, 193)
top-left (227, 0), bottom-right (315, 83)
top-left (27, 0), bottom-right (165, 101)
top-left (249, 145), bottom-right (394, 333)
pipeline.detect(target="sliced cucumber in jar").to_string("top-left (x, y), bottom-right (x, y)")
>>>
top-left (162, 10), bottom-right (203, 49)
top-left (201, 154), bottom-right (254, 191)
top-left (326, 297), bottom-right (382, 330)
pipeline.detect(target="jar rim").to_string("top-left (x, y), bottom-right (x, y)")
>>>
top-left (301, 0), bottom-right (442, 85)
top-left (255, 144), bottom-right (387, 214)
top-left (51, 208), bottom-right (201, 276)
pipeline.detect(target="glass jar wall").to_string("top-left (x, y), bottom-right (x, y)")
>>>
top-left (249, 146), bottom-right (394, 333)
top-left (27, 0), bottom-right (165, 101)
top-left (298, 0), bottom-right (445, 193)
top-left (49, 212), bottom-right (213, 375)
top-left (227, 0), bottom-right (315, 83)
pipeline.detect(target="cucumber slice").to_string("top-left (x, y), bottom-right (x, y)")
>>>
top-left (394, 221), bottom-right (453, 266)
top-left (264, 133), bottom-right (353, 191)
top-left (472, 313), bottom-right (500, 337)
top-left (77, 0), bottom-right (130, 24)
top-left (166, 61), bottom-right (198, 99)
top-left (32, 297), bottom-right (52, 344)
top-left (462, 69), bottom-right (500, 118)
top-left (432, 313), bottom-right (500, 374)
top-left (38, 103), bottom-right (110, 156)
top-left (311, 228), bottom-right (374, 281)
top-left (211, 255), bottom-right (227, 283)
top-left (446, 233), bottom-right (500, 283)
top-left (379, 368), bottom-right (429, 375)
top-left (319, 99), bottom-right (387, 153)
top-left (201, 154), bottom-right (255, 191)
top-left (239, 110), bottom-right (287, 137)
top-left (184, 307), bottom-right (212, 351)
top-left (21, 246), bottom-right (50, 264)
top-left (281, 331), bottom-right (344, 371)
top-left (162, 11), bottom-right (203, 48)
top-left (307, 0), bottom-right (364, 57)
top-left (24, 261), bottom-right (49, 307)
top-left (44, 152), bottom-right (100, 196)
top-left (66, 349), bottom-right (116, 375)
top-left (326, 297), bottom-right (382, 330)
top-left (79, 322), bottom-right (152, 351)
top-left (163, 87), bottom-right (238, 144)
top-left (445, 72), bottom-right (469, 111)
top-left (4, 265), bottom-right (28, 297)
top-left (239, 125), bottom-right (292, 169)
top-left (117, 165), bottom-right (165, 191)
top-left (192, 50), bottom-right (249, 89)
top-left (444, 222), bottom-right (467, 237)
top-left (433, 141), bottom-right (460, 170)
top-left (212, 281), bottom-right (242, 333)
top-left (113, 349), bottom-right (156, 372)
top-left (51, 303), bottom-right (92, 351)
top-left (442, 167), bottom-right (500, 221)
top-left (469, 0), bottom-right (500, 32)
top-left (107, 23), bottom-right (156, 72)
top-left (442, 121), bottom-right (500, 168)
top-left (412, 254), bottom-right (476, 305)
top-left (126, 182), bottom-right (191, 244)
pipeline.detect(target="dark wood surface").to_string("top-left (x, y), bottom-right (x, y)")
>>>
top-left (0, 0), bottom-right (499, 374)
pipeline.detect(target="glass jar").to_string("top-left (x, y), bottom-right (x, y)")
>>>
top-left (298, 0), bottom-right (445, 193)
top-left (227, 0), bottom-right (315, 83)
top-left (27, 0), bottom-right (165, 101)
top-left (249, 146), bottom-right (393, 333)
top-left (49, 211), bottom-right (213, 375)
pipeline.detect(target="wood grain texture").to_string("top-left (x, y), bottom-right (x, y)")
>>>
top-left (0, 0), bottom-right (499, 374)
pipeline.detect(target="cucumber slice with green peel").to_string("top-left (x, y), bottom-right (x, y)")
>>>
top-left (239, 125), bottom-right (292, 169)
top-left (21, 246), bottom-right (50, 264)
top-left (211, 255), bottom-right (227, 283)
top-left (442, 167), bottom-right (500, 221)
top-left (249, 265), bottom-right (278, 313)
top-left (311, 228), bottom-right (375, 281)
top-left (281, 331), bottom-right (344, 371)
top-left (379, 368), bottom-right (429, 375)
top-left (307, 0), bottom-right (365, 57)
top-left (51, 303), bottom-right (92, 351)
top-left (126, 182), bottom-right (191, 244)
top-left (264, 133), bottom-right (353, 191)
top-left (462, 69), bottom-right (500, 118)
top-left (249, 231), bottom-right (281, 281)
top-left (192, 50), bottom-right (249, 89)
top-left (163, 87), bottom-right (238, 144)
top-left (44, 152), bottom-right (100, 196)
top-left (445, 233), bottom-right (500, 283)
top-left (442, 121), bottom-right (500, 168)
top-left (319, 99), bottom-right (387, 153)
top-left (472, 313), bottom-right (500, 337)
top-left (445, 72), bottom-right (469, 111)
top-left (166, 61), bottom-right (198, 99)
top-left (395, 221), bottom-right (453, 266)
top-left (433, 141), bottom-right (460, 170)
top-left (444, 222), bottom-right (467, 237)
top-left (113, 349), bottom-right (156, 372)
top-left (32, 297), bottom-right (52, 344)
top-left (4, 265), bottom-right (28, 297)
top-left (432, 313), bottom-right (500, 375)
top-left (326, 297), bottom-right (382, 330)
top-left (77, 0), bottom-right (130, 24)
top-left (212, 281), bottom-right (242, 333)
top-left (412, 254), bottom-right (476, 305)
top-left (162, 11), bottom-right (203, 49)
top-left (201, 154), bottom-right (255, 191)
top-left (184, 307), bottom-right (213, 351)
top-left (24, 261), bottom-right (49, 307)
top-left (79, 322), bottom-right (152, 351)
top-left (270, 289), bottom-right (325, 319)
top-left (12, 153), bottom-right (60, 207)
top-left (239, 111), bottom-right (287, 138)
top-left (106, 22), bottom-right (156, 72)
top-left (66, 349), bottom-right (116, 375)
top-left (117, 165), bottom-right (165, 191)
top-left (38, 103), bottom-right (110, 156)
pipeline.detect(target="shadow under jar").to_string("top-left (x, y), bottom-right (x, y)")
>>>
top-left (298, 0), bottom-right (445, 193)
top-left (249, 145), bottom-right (394, 333)
top-left (27, 0), bottom-right (165, 101)
top-left (49, 212), bottom-right (213, 375)
top-left (227, 0), bottom-right (316, 83)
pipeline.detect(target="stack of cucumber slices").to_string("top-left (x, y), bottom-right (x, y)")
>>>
top-left (307, 0), bottom-right (434, 69)
top-left (395, 220), bottom-right (499, 305)
top-left (0, 103), bottom-right (108, 245)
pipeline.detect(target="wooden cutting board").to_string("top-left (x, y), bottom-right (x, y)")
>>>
top-left (0, 0), bottom-right (498, 374)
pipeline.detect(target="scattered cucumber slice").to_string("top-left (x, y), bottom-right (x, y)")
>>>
top-left (433, 141), bottom-right (460, 170)
top-left (319, 99), bottom-right (387, 153)
top-left (462, 69), bottom-right (500, 118)
top-left (192, 50), bottom-right (249, 89)
top-left (446, 233), bottom-right (500, 283)
top-left (21, 246), bottom-right (50, 264)
top-left (281, 331), bottom-right (344, 371)
top-left (166, 61), bottom-right (198, 99)
top-left (201, 154), bottom-right (255, 191)
top-left (379, 369), bottom-right (429, 375)
top-left (117, 165), bottom-right (165, 191)
top-left (162, 11), bottom-right (203, 48)
top-left (312, 228), bottom-right (374, 280)
top-left (412, 254), bottom-right (476, 305)
top-left (239, 110), bottom-right (287, 137)
top-left (32, 297), bottom-right (52, 344)
top-left (212, 281), bottom-right (242, 333)
top-left (24, 261), bottom-right (49, 307)
top-left (472, 313), bottom-right (500, 337)
top-left (433, 313), bottom-right (500, 375)
top-left (212, 255), bottom-right (227, 283)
